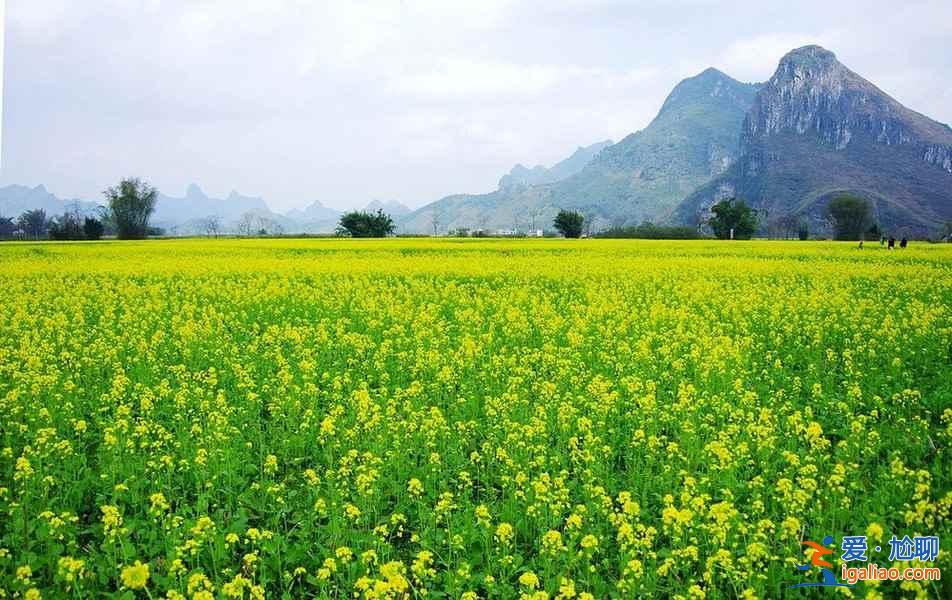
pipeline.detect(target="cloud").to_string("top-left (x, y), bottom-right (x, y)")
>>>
top-left (718, 32), bottom-right (844, 81)
top-left (391, 59), bottom-right (660, 105)
top-left (2, 1), bottom-right (951, 211)
top-left (393, 60), bottom-right (567, 98)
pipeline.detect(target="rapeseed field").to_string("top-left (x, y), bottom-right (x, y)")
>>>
top-left (0, 239), bottom-right (949, 598)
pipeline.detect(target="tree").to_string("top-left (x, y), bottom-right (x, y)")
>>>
top-left (798, 222), bottom-right (810, 241)
top-left (201, 215), bottom-right (222, 237)
top-left (771, 214), bottom-right (801, 240)
top-left (105, 178), bottom-right (158, 239)
top-left (97, 206), bottom-right (117, 236)
top-left (49, 212), bottom-right (85, 240)
top-left (529, 208), bottom-right (544, 231)
top-left (430, 208), bottom-right (444, 237)
top-left (475, 212), bottom-right (490, 235)
top-left (582, 210), bottom-right (598, 237)
top-left (708, 198), bottom-right (757, 240)
top-left (246, 216), bottom-right (282, 236)
top-left (0, 216), bottom-right (16, 239)
top-left (553, 210), bottom-right (584, 238)
top-left (84, 217), bottom-right (105, 240)
top-left (235, 212), bottom-right (282, 237)
top-left (336, 209), bottom-right (395, 238)
top-left (827, 194), bottom-right (872, 240)
top-left (18, 209), bottom-right (49, 240)
top-left (236, 212), bottom-right (256, 236)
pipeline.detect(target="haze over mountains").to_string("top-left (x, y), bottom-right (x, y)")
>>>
top-left (3, 45), bottom-right (949, 236)
top-left (498, 141), bottom-right (613, 191)
top-left (0, 183), bottom-right (411, 235)
top-left (0, 185), bottom-right (101, 219)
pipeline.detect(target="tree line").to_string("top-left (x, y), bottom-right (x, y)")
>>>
top-left (548, 204), bottom-right (752, 239)
top-left (549, 194), bottom-right (917, 241)
top-left (2, 209), bottom-right (114, 241)
top-left (1, 178), bottom-right (159, 241)
top-left (3, 178), bottom-right (942, 241)
top-left (1, 179), bottom-right (403, 241)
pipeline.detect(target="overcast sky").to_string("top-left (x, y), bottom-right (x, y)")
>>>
top-left (2, 0), bottom-right (950, 212)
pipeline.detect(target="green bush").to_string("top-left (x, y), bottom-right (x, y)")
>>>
top-left (336, 209), bottom-right (395, 237)
top-left (709, 198), bottom-right (757, 240)
top-left (553, 210), bottom-right (584, 238)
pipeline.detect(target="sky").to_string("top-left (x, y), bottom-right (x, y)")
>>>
top-left (2, 0), bottom-right (951, 213)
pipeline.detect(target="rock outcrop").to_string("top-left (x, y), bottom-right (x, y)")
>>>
top-left (676, 46), bottom-right (952, 235)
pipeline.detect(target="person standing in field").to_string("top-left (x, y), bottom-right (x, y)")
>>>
top-left (900, 237), bottom-right (908, 248)
top-left (888, 237), bottom-right (896, 249)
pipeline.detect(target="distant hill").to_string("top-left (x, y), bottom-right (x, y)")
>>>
top-left (0, 184), bottom-right (101, 219)
top-left (364, 199), bottom-right (412, 218)
top-left (498, 140), bottom-right (613, 190)
top-left (548, 69), bottom-right (759, 225)
top-left (0, 182), bottom-right (416, 235)
top-left (399, 69), bottom-right (759, 233)
top-left (282, 200), bottom-right (411, 234)
top-left (398, 140), bottom-right (617, 233)
top-left (152, 184), bottom-right (272, 231)
top-left (284, 200), bottom-right (341, 233)
top-left (286, 199), bottom-right (339, 222)
top-left (674, 46), bottom-right (952, 236)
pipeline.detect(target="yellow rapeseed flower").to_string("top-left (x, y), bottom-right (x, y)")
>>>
top-left (121, 560), bottom-right (150, 590)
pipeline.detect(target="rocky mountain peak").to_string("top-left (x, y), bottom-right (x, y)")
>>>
top-left (656, 67), bottom-right (759, 120)
top-left (744, 43), bottom-right (952, 156)
top-left (677, 45), bottom-right (952, 236)
top-left (777, 45), bottom-right (840, 73)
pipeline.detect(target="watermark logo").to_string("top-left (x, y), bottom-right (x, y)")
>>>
top-left (789, 535), bottom-right (853, 588)
top-left (789, 533), bottom-right (941, 589)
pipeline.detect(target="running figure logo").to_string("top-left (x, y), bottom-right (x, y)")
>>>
top-left (789, 535), bottom-right (854, 588)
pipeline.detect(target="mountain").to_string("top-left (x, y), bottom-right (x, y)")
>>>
top-left (396, 140), bottom-right (621, 233)
top-left (0, 183), bottom-right (279, 233)
top-left (0, 184), bottom-right (101, 219)
top-left (283, 200), bottom-right (411, 234)
top-left (548, 69), bottom-right (760, 225)
top-left (285, 199), bottom-right (339, 222)
top-left (399, 69), bottom-right (759, 233)
top-left (0, 182), bottom-right (382, 235)
top-left (674, 46), bottom-right (952, 235)
top-left (153, 184), bottom-right (270, 226)
top-left (365, 199), bottom-right (412, 218)
top-left (498, 140), bottom-right (613, 190)
top-left (284, 200), bottom-right (341, 232)
top-left (397, 140), bottom-right (609, 233)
